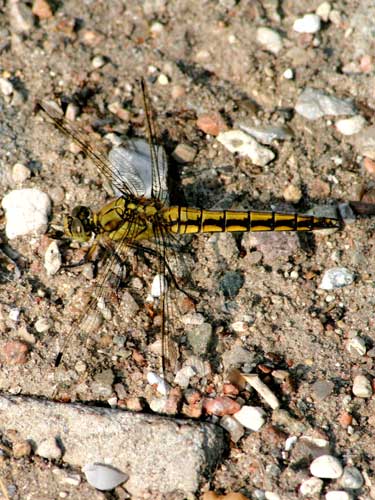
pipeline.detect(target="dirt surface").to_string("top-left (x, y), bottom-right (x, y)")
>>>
top-left (0, 0), bottom-right (375, 499)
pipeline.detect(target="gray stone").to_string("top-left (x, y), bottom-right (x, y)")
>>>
top-left (340, 466), bottom-right (364, 489)
top-left (295, 88), bottom-right (356, 121)
top-left (187, 322), bottom-right (213, 355)
top-left (0, 395), bottom-right (225, 497)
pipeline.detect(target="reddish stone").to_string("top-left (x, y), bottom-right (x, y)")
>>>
top-left (196, 112), bottom-right (227, 136)
top-left (339, 411), bottom-right (352, 428)
top-left (2, 341), bottom-right (29, 365)
top-left (202, 396), bottom-right (241, 416)
top-left (364, 157), bottom-right (375, 176)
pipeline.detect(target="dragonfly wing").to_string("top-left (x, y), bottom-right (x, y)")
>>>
top-left (109, 139), bottom-right (169, 203)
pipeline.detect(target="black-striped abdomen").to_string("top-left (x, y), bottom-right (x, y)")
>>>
top-left (163, 206), bottom-right (340, 234)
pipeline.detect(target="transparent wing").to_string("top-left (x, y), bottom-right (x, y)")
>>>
top-left (109, 139), bottom-right (169, 203)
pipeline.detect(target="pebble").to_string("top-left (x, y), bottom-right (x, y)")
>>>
top-left (196, 112), bottom-right (227, 136)
top-left (311, 380), bottom-right (334, 400)
top-left (34, 317), bottom-right (51, 333)
top-left (346, 336), bottom-right (366, 356)
top-left (203, 397), bottom-right (241, 417)
top-left (91, 55), bottom-right (106, 69)
top-left (219, 271), bottom-right (244, 298)
top-left (9, 308), bottom-right (20, 322)
top-left (2, 189), bottom-right (51, 239)
top-left (283, 184), bottom-right (302, 203)
top-left (2, 341), bottom-right (29, 365)
top-left (157, 73), bottom-right (169, 85)
top-left (187, 322), bottom-right (212, 355)
top-left (32, 0), bottom-right (53, 19)
top-left (220, 415), bottom-right (245, 442)
top-left (174, 365), bottom-right (196, 388)
top-left (256, 27), bottom-right (283, 54)
top-left (36, 438), bottom-right (62, 460)
top-left (150, 273), bottom-right (167, 298)
top-left (299, 476), bottom-right (323, 496)
top-left (12, 163), bottom-right (31, 183)
top-left (233, 406), bottom-right (266, 431)
top-left (353, 125), bottom-right (375, 159)
top-left (310, 455), bottom-right (343, 479)
top-left (335, 115), bottom-right (366, 135)
top-left (222, 345), bottom-right (256, 372)
top-left (352, 374), bottom-right (372, 398)
top-left (147, 372), bottom-right (169, 396)
top-left (91, 369), bottom-right (115, 398)
top-left (12, 439), bottom-right (32, 458)
top-left (325, 491), bottom-right (352, 500)
top-left (172, 143), bottom-right (197, 163)
top-left (238, 123), bottom-right (293, 144)
top-left (217, 130), bottom-right (275, 166)
top-left (272, 409), bottom-right (307, 434)
top-left (316, 2), bottom-right (331, 21)
top-left (44, 240), bottom-right (62, 276)
top-left (339, 466), bottom-right (364, 489)
top-left (0, 77), bottom-right (14, 96)
top-left (240, 374), bottom-right (280, 409)
top-left (295, 88), bottom-right (356, 120)
top-left (293, 13), bottom-right (321, 33)
top-left (83, 463), bottom-right (128, 491)
top-left (283, 68), bottom-right (294, 79)
top-left (364, 157), bottom-right (375, 176)
top-left (319, 267), bottom-right (355, 290)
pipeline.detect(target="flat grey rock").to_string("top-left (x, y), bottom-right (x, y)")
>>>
top-left (0, 395), bottom-right (226, 498)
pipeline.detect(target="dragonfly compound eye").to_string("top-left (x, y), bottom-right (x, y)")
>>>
top-left (64, 205), bottom-right (93, 242)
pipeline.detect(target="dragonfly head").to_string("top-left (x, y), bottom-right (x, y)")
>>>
top-left (64, 205), bottom-right (94, 242)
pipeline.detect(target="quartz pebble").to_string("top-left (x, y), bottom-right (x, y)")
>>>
top-left (240, 374), bottom-right (280, 409)
top-left (2, 189), bottom-right (51, 239)
top-left (335, 115), bottom-right (366, 135)
top-left (316, 2), bottom-right (331, 21)
top-left (12, 163), bottom-right (31, 183)
top-left (352, 374), bottom-right (372, 398)
top-left (299, 476), bottom-right (323, 496)
top-left (83, 463), bottom-right (128, 491)
top-left (256, 27), bottom-right (283, 54)
top-left (233, 406), bottom-right (266, 431)
top-left (217, 130), bottom-right (275, 166)
top-left (220, 415), bottom-right (245, 442)
top-left (44, 240), bottom-right (62, 276)
top-left (325, 491), bottom-right (352, 500)
top-left (174, 366), bottom-right (196, 388)
top-left (293, 14), bottom-right (321, 33)
top-left (283, 68), bottom-right (294, 79)
top-left (203, 396), bottom-right (241, 417)
top-left (238, 123), bottom-right (293, 144)
top-left (36, 438), bottom-right (62, 460)
top-left (319, 267), bottom-right (354, 290)
top-left (310, 455), bottom-right (343, 479)
top-left (295, 88), bottom-right (356, 121)
top-left (91, 55), bottom-right (106, 69)
top-left (339, 466), bottom-right (364, 489)
top-left (0, 77), bottom-right (14, 96)
top-left (147, 372), bottom-right (169, 396)
top-left (347, 336), bottom-right (366, 356)
top-left (172, 143), bottom-right (197, 163)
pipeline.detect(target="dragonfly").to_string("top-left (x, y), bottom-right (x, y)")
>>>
top-left (38, 81), bottom-right (340, 377)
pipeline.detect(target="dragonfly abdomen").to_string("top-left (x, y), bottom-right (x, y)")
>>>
top-left (164, 206), bottom-right (340, 234)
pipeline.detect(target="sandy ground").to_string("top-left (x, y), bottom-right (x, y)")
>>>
top-left (0, 0), bottom-right (375, 499)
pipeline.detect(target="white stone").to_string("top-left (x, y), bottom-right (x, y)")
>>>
top-left (9, 308), bottom-right (20, 322)
top-left (316, 2), bottom-right (332, 21)
top-left (256, 27), bottom-right (283, 54)
top-left (0, 77), bottom-right (14, 96)
top-left (295, 88), bottom-right (356, 120)
top-left (233, 406), bottom-right (266, 431)
top-left (36, 438), bottom-right (62, 460)
top-left (174, 366), bottom-right (196, 388)
top-left (83, 463), bottom-right (128, 491)
top-left (319, 267), bottom-right (354, 290)
top-left (310, 455), bottom-right (343, 479)
top-left (150, 273), bottom-right (167, 298)
top-left (217, 130), bottom-right (275, 166)
top-left (300, 477), bottom-right (323, 496)
top-left (147, 371), bottom-right (169, 395)
top-left (2, 188), bottom-right (51, 239)
top-left (264, 492), bottom-right (280, 500)
top-left (283, 68), bottom-right (294, 79)
top-left (44, 240), bottom-right (62, 276)
top-left (157, 73), bottom-right (169, 85)
top-left (352, 374), bottom-right (373, 398)
top-left (346, 336), bottom-right (366, 356)
top-left (12, 163), bottom-right (31, 183)
top-left (91, 55), bottom-right (106, 69)
top-left (325, 491), bottom-right (352, 500)
top-left (293, 14), bottom-right (321, 33)
top-left (335, 115), bottom-right (366, 135)
top-left (241, 374), bottom-right (280, 409)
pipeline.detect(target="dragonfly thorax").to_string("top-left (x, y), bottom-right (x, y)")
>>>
top-left (63, 205), bottom-right (95, 242)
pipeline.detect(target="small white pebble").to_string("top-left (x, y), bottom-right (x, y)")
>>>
top-left (283, 68), bottom-right (294, 79)
top-left (147, 371), bottom-right (169, 395)
top-left (174, 365), bottom-right (196, 388)
top-left (325, 491), bottom-right (352, 500)
top-left (65, 103), bottom-right (79, 121)
top-left (217, 129), bottom-right (275, 167)
top-left (264, 492), bottom-right (280, 500)
top-left (91, 55), bottom-right (106, 69)
top-left (293, 14), bottom-right (321, 33)
top-left (256, 27), bottom-right (283, 54)
top-left (352, 374), bottom-right (373, 398)
top-left (150, 274), bottom-right (167, 298)
top-left (233, 406), bottom-right (266, 431)
top-left (44, 240), bottom-right (62, 276)
top-left (319, 267), bottom-right (354, 290)
top-left (300, 477), bottom-right (324, 496)
top-left (241, 374), bottom-right (280, 409)
top-left (310, 455), bottom-right (343, 479)
top-left (347, 336), bottom-right (366, 356)
top-left (83, 463), bottom-right (128, 491)
top-left (2, 188), bottom-right (51, 239)
top-left (157, 73), bottom-right (169, 85)
top-left (335, 115), bottom-right (366, 135)
top-left (284, 436), bottom-right (298, 451)
top-left (36, 438), bottom-right (62, 460)
top-left (0, 77), bottom-right (14, 96)
top-left (9, 308), bottom-right (21, 322)
top-left (34, 317), bottom-right (51, 333)
top-left (12, 163), bottom-right (31, 183)
top-left (316, 2), bottom-right (331, 22)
